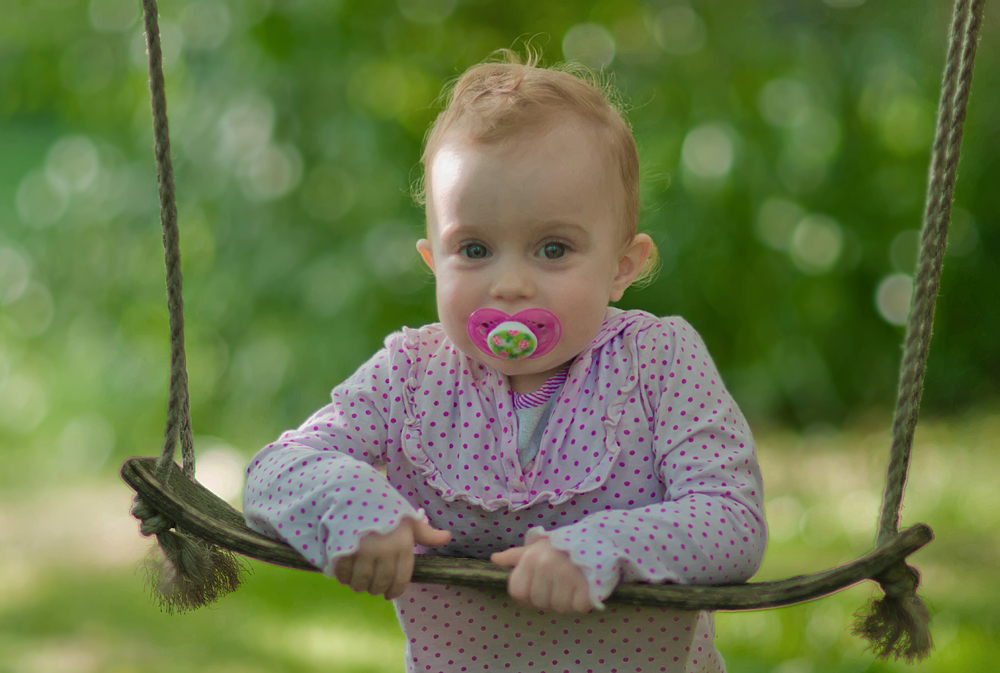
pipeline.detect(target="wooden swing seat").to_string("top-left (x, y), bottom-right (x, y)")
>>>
top-left (122, 455), bottom-right (933, 611)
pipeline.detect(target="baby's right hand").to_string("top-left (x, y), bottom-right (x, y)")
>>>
top-left (333, 518), bottom-right (452, 600)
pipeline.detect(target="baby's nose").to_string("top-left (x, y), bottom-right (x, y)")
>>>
top-left (489, 264), bottom-right (535, 302)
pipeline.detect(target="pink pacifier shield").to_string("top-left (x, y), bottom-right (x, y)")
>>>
top-left (467, 308), bottom-right (562, 360)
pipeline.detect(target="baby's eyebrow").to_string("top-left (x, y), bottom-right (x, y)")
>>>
top-left (440, 224), bottom-right (491, 244)
top-left (538, 220), bottom-right (590, 238)
top-left (439, 220), bottom-right (592, 246)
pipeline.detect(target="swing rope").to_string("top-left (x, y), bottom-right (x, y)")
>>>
top-left (851, 0), bottom-right (986, 659)
top-left (879, 0), bottom-right (985, 546)
top-left (128, 0), bottom-right (248, 613)
top-left (122, 0), bottom-right (986, 661)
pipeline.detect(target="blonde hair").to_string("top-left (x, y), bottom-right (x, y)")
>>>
top-left (414, 48), bottom-right (660, 289)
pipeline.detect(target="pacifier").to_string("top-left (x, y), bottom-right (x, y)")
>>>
top-left (467, 308), bottom-right (562, 361)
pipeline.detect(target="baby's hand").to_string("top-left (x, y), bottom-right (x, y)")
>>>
top-left (491, 537), bottom-right (593, 614)
top-left (333, 519), bottom-right (451, 600)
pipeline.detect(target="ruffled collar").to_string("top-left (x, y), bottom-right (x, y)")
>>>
top-left (397, 307), bottom-right (653, 511)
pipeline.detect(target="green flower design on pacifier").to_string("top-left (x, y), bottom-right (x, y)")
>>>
top-left (467, 308), bottom-right (562, 361)
top-left (486, 321), bottom-right (538, 360)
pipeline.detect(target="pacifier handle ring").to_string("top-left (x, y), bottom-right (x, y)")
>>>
top-left (466, 308), bottom-right (562, 361)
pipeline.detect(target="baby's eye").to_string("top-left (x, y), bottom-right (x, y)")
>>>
top-left (540, 242), bottom-right (568, 259)
top-left (460, 243), bottom-right (490, 259)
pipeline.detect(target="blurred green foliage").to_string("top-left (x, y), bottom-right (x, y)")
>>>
top-left (2, 1), bottom-right (999, 485)
top-left (1, 0), bottom-right (998, 473)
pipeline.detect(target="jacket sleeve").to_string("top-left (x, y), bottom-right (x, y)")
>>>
top-left (242, 335), bottom-right (426, 577)
top-left (526, 318), bottom-right (767, 608)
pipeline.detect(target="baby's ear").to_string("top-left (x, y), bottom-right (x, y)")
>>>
top-left (610, 233), bottom-right (653, 302)
top-left (416, 239), bottom-right (436, 273)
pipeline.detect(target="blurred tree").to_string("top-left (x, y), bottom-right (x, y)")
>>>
top-left (0, 0), bottom-right (996, 482)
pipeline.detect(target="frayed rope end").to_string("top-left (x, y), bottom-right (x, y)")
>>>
top-left (852, 563), bottom-right (933, 663)
top-left (132, 494), bottom-right (250, 614)
top-left (142, 530), bottom-right (250, 614)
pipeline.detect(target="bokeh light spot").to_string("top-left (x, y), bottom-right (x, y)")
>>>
top-left (653, 6), bottom-right (706, 55)
top-left (838, 489), bottom-right (877, 546)
top-left (177, 204), bottom-right (217, 273)
top-left (218, 94), bottom-right (276, 164)
top-left (301, 255), bottom-right (361, 317)
top-left (613, 13), bottom-right (657, 64)
top-left (805, 603), bottom-right (843, 651)
top-left (681, 123), bottom-right (734, 180)
top-left (239, 143), bottom-right (303, 202)
top-left (765, 496), bottom-right (803, 543)
top-left (562, 23), bottom-right (616, 70)
top-left (57, 415), bottom-right (116, 473)
top-left (348, 61), bottom-right (433, 122)
top-left (947, 208), bottom-right (979, 256)
top-left (0, 373), bottom-right (48, 433)
top-left (235, 335), bottom-right (291, 394)
top-left (755, 198), bottom-right (805, 251)
top-left (181, 1), bottom-right (231, 51)
top-left (0, 248), bottom-right (31, 305)
top-left (889, 229), bottom-right (920, 274)
top-left (46, 136), bottom-right (100, 193)
top-left (757, 78), bottom-right (810, 128)
top-left (196, 442), bottom-right (246, 504)
top-left (364, 222), bottom-right (421, 291)
top-left (88, 0), bottom-right (139, 33)
top-left (790, 215), bottom-right (842, 274)
top-left (186, 329), bottom-right (229, 402)
top-left (15, 171), bottom-right (68, 227)
top-left (130, 19), bottom-right (184, 71)
top-left (60, 39), bottom-right (116, 94)
top-left (4, 282), bottom-right (55, 337)
top-left (788, 107), bottom-right (841, 166)
top-left (879, 95), bottom-right (934, 156)
top-left (876, 274), bottom-right (913, 326)
top-left (0, 350), bottom-right (8, 388)
top-left (859, 66), bottom-right (932, 157)
top-left (300, 165), bottom-right (357, 222)
top-left (397, 0), bottom-right (457, 24)
top-left (261, 620), bottom-right (410, 670)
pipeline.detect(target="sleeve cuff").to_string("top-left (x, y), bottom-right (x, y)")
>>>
top-left (320, 505), bottom-right (429, 579)
top-left (525, 526), bottom-right (621, 610)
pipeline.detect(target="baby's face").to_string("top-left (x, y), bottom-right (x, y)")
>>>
top-left (417, 115), bottom-right (647, 377)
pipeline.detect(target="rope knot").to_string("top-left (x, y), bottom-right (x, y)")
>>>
top-left (131, 495), bottom-right (176, 537)
top-left (852, 561), bottom-right (931, 662)
top-left (875, 562), bottom-right (920, 600)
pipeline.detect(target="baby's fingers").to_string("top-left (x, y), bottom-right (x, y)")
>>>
top-left (386, 551), bottom-right (414, 601)
top-left (334, 555), bottom-right (355, 586)
top-left (571, 586), bottom-right (593, 613)
top-left (368, 556), bottom-right (395, 597)
top-left (529, 575), bottom-right (552, 611)
top-left (507, 563), bottom-right (531, 604)
top-left (550, 582), bottom-right (575, 614)
top-left (349, 556), bottom-right (376, 593)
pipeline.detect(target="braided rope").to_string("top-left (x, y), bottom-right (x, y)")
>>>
top-left (142, 0), bottom-right (195, 481)
top-left (855, 0), bottom-right (986, 660)
top-left (134, 0), bottom-right (248, 614)
top-left (877, 0), bottom-right (985, 546)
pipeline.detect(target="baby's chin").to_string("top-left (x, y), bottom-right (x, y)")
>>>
top-left (453, 341), bottom-right (576, 377)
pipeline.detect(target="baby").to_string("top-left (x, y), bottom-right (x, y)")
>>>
top-left (244, 51), bottom-right (766, 673)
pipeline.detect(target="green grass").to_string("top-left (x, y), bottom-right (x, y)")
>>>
top-left (1, 408), bottom-right (997, 672)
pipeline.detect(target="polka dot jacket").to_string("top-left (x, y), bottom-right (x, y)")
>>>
top-left (244, 308), bottom-right (767, 673)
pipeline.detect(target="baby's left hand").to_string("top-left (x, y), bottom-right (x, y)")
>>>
top-left (490, 537), bottom-right (593, 614)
